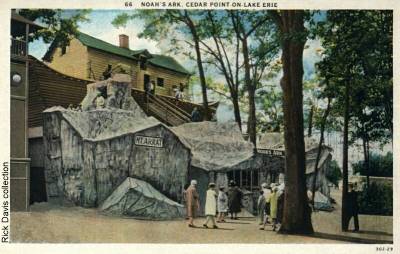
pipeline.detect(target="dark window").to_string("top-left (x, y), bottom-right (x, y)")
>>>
top-left (157, 77), bottom-right (164, 87)
top-left (140, 58), bottom-right (147, 70)
top-left (143, 74), bottom-right (150, 89)
top-left (61, 46), bottom-right (66, 55)
top-left (252, 169), bottom-right (259, 188)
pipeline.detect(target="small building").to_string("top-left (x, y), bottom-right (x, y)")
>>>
top-left (10, 11), bottom-right (42, 211)
top-left (43, 32), bottom-right (192, 98)
top-left (258, 133), bottom-right (333, 198)
top-left (172, 122), bottom-right (274, 213)
top-left (42, 76), bottom-right (191, 207)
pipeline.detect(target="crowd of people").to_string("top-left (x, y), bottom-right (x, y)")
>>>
top-left (183, 179), bottom-right (285, 232)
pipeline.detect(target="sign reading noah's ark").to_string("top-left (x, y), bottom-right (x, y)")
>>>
top-left (134, 135), bottom-right (164, 148)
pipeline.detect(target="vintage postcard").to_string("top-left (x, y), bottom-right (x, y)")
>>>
top-left (0, 0), bottom-right (398, 253)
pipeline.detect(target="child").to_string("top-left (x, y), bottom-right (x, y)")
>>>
top-left (203, 183), bottom-right (218, 229)
top-left (217, 186), bottom-right (228, 223)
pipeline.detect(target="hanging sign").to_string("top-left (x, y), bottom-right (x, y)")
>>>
top-left (134, 135), bottom-right (163, 148)
top-left (257, 148), bottom-right (285, 156)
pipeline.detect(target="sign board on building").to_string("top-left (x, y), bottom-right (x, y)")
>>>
top-left (257, 148), bottom-right (285, 156)
top-left (134, 135), bottom-right (163, 148)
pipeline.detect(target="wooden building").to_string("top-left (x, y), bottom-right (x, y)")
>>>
top-left (10, 12), bottom-right (42, 211)
top-left (43, 32), bottom-right (192, 98)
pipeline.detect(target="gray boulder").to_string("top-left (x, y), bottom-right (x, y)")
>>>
top-left (99, 177), bottom-right (185, 220)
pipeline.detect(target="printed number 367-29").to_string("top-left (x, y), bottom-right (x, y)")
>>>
top-left (376, 246), bottom-right (393, 252)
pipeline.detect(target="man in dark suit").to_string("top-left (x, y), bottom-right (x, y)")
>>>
top-left (345, 183), bottom-right (360, 232)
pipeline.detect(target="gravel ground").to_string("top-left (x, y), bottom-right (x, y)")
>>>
top-left (10, 189), bottom-right (392, 243)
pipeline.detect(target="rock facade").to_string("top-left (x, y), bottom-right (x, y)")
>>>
top-left (100, 177), bottom-right (185, 219)
top-left (42, 76), bottom-right (191, 208)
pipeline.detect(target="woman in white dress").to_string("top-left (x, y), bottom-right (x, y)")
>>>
top-left (203, 183), bottom-right (218, 229)
top-left (217, 186), bottom-right (228, 223)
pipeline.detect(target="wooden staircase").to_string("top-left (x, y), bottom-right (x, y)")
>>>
top-left (132, 89), bottom-right (191, 126)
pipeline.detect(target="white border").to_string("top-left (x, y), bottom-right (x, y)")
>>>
top-left (0, 1), bottom-right (398, 253)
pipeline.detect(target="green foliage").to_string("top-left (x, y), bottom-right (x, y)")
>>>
top-left (315, 10), bottom-right (393, 147)
top-left (256, 87), bottom-right (283, 132)
top-left (19, 9), bottom-right (91, 48)
top-left (353, 152), bottom-right (393, 177)
top-left (358, 182), bottom-right (392, 215)
top-left (325, 160), bottom-right (342, 186)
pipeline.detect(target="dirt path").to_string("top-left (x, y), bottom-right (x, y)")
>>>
top-left (10, 189), bottom-right (392, 243)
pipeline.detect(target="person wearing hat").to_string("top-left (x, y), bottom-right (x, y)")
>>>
top-left (186, 180), bottom-right (200, 228)
top-left (228, 181), bottom-right (242, 220)
top-left (257, 183), bottom-right (269, 225)
top-left (217, 186), bottom-right (228, 223)
top-left (344, 182), bottom-right (359, 232)
top-left (260, 186), bottom-right (279, 231)
top-left (203, 183), bottom-right (218, 229)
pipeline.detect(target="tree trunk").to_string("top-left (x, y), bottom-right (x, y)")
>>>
top-left (308, 104), bottom-right (314, 137)
top-left (341, 79), bottom-right (350, 231)
top-left (186, 16), bottom-right (211, 121)
top-left (231, 91), bottom-right (242, 130)
top-left (311, 97), bottom-right (331, 209)
top-left (242, 37), bottom-right (257, 146)
top-left (362, 132), bottom-right (370, 188)
top-left (277, 10), bottom-right (313, 235)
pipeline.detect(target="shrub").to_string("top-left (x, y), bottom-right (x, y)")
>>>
top-left (358, 182), bottom-right (393, 216)
top-left (353, 152), bottom-right (393, 177)
top-left (326, 160), bottom-right (342, 187)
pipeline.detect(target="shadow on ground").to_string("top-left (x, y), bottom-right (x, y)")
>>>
top-left (311, 232), bottom-right (393, 244)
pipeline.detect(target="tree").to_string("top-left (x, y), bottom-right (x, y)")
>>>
top-left (314, 10), bottom-right (393, 230)
top-left (112, 10), bottom-right (212, 120)
top-left (196, 10), bottom-right (243, 129)
top-left (257, 86), bottom-right (283, 132)
top-left (229, 11), bottom-right (277, 146)
top-left (18, 9), bottom-right (90, 48)
top-left (270, 10), bottom-right (313, 234)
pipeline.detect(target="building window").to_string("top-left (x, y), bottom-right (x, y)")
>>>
top-left (140, 58), bottom-right (147, 70)
top-left (227, 169), bottom-right (260, 191)
top-left (157, 77), bottom-right (164, 87)
top-left (61, 46), bottom-right (66, 55)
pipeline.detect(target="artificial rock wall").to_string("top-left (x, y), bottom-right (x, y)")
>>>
top-left (43, 75), bottom-right (190, 208)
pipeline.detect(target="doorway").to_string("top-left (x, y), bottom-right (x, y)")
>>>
top-left (143, 74), bottom-right (150, 90)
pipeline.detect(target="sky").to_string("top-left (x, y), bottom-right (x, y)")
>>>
top-left (29, 10), bottom-right (324, 122)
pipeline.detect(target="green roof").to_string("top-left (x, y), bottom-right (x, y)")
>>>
top-left (148, 54), bottom-right (191, 75)
top-left (76, 32), bottom-right (191, 75)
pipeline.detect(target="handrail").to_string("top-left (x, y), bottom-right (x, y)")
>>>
top-left (154, 94), bottom-right (190, 121)
top-left (147, 94), bottom-right (188, 125)
top-left (11, 38), bottom-right (27, 57)
top-left (132, 88), bottom-right (193, 118)
top-left (147, 99), bottom-right (182, 126)
top-left (147, 93), bottom-right (190, 122)
top-left (156, 95), bottom-right (191, 118)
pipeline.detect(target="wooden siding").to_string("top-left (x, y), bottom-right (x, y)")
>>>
top-left (28, 57), bottom-right (90, 127)
top-left (87, 48), bottom-right (189, 97)
top-left (137, 63), bottom-right (189, 97)
top-left (87, 48), bottom-right (138, 81)
top-left (47, 39), bottom-right (88, 79)
top-left (28, 57), bottom-right (213, 128)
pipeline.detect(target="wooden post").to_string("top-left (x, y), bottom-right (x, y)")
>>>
top-left (250, 170), bottom-right (253, 192)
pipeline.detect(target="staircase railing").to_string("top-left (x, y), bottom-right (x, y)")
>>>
top-left (148, 93), bottom-right (190, 121)
top-left (156, 95), bottom-right (191, 119)
top-left (146, 93), bottom-right (190, 126)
